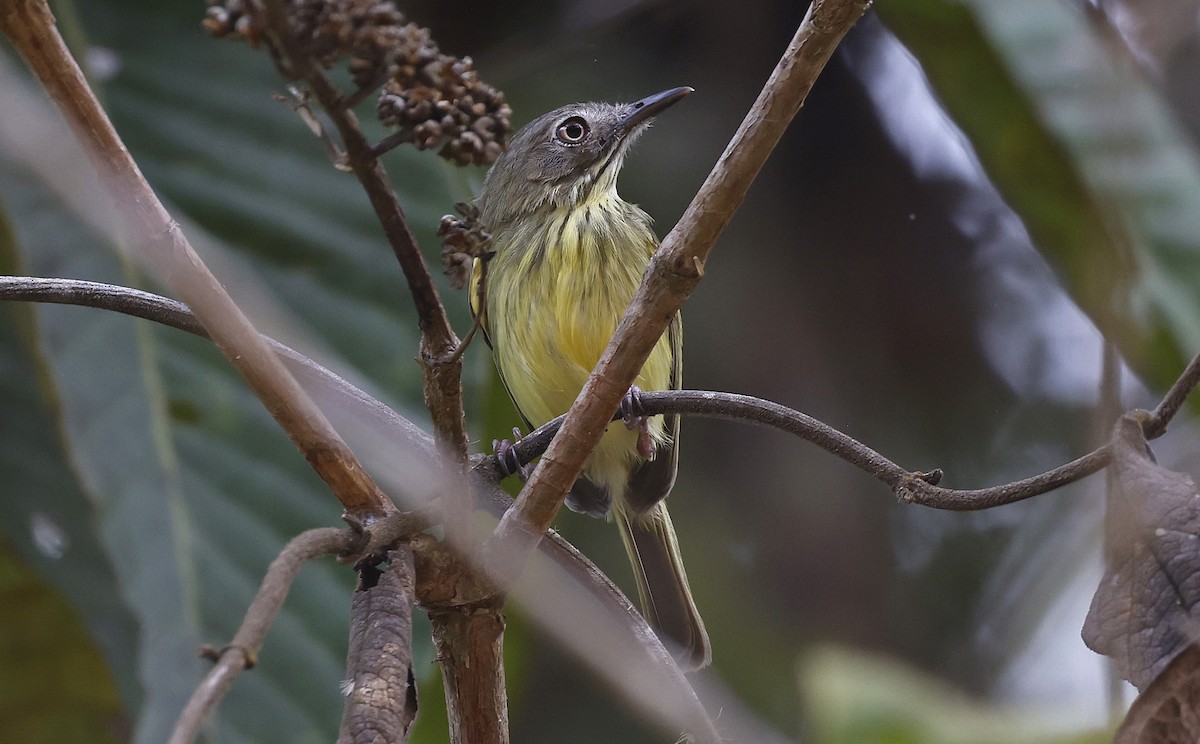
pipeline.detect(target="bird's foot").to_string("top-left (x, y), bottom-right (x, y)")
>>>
top-left (619, 386), bottom-right (656, 459)
top-left (492, 427), bottom-right (530, 481)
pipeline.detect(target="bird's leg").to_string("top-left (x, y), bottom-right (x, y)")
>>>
top-left (492, 427), bottom-right (531, 481)
top-left (619, 386), bottom-right (656, 460)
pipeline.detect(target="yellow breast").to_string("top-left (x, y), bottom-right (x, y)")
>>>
top-left (479, 198), bottom-right (674, 493)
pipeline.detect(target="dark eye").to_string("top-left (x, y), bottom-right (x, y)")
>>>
top-left (555, 116), bottom-right (589, 144)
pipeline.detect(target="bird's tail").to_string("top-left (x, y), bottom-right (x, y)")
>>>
top-left (617, 502), bottom-right (711, 670)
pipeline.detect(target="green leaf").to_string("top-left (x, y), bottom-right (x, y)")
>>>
top-left (0, 159), bottom-right (206, 742)
top-left (799, 645), bottom-right (1112, 744)
top-left (1, 1), bottom-right (475, 741)
top-left (0, 546), bottom-right (126, 744)
top-left (881, 0), bottom-right (1200, 389)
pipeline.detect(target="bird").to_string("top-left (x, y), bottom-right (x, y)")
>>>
top-left (471, 86), bottom-right (710, 670)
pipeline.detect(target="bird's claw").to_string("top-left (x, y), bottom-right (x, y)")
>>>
top-left (620, 385), bottom-right (646, 430)
top-left (492, 427), bottom-right (530, 481)
top-left (619, 386), bottom-right (656, 459)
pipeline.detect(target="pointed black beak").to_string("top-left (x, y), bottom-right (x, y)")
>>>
top-left (617, 86), bottom-right (693, 135)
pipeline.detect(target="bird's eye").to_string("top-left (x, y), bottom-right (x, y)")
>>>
top-left (555, 116), bottom-right (589, 145)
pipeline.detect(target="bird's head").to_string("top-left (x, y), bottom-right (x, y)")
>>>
top-left (478, 86), bottom-right (692, 228)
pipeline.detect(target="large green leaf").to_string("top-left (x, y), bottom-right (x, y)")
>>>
top-left (0, 546), bottom-right (126, 743)
top-left (0, 156), bottom-right (206, 742)
top-left (0, 1), bottom-right (473, 741)
top-left (880, 0), bottom-right (1200, 388)
top-left (799, 645), bottom-right (1111, 744)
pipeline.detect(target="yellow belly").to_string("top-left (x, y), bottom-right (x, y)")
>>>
top-left (481, 202), bottom-right (673, 495)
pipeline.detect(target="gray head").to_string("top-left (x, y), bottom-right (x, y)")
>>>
top-left (477, 87), bottom-right (692, 229)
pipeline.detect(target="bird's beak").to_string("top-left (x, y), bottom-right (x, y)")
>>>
top-left (617, 86), bottom-right (693, 135)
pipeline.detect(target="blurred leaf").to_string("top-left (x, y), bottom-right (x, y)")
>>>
top-left (0, 0), bottom-right (478, 741)
top-left (881, 0), bottom-right (1200, 389)
top-left (1082, 415), bottom-right (1200, 690)
top-left (0, 197), bottom-right (143, 717)
top-left (0, 545), bottom-right (126, 744)
top-left (799, 645), bottom-right (1111, 744)
top-left (0, 155), bottom-right (207, 742)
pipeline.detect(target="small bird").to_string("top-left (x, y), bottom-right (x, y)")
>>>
top-left (472, 87), bottom-right (710, 670)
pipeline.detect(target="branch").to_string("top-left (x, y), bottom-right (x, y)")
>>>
top-left (339, 544), bottom-right (419, 744)
top-left (256, 0), bottom-right (469, 461)
top-left (0, 0), bottom-right (395, 518)
top-left (11, 275), bottom-right (1200, 514)
top-left (169, 528), bottom-right (354, 744)
top-left (1145, 348), bottom-right (1200, 438)
top-left (414, 537), bottom-right (509, 744)
top-left (0, 276), bottom-right (726, 742)
top-left (13, 275), bottom-right (1189, 515)
top-left (488, 0), bottom-right (874, 567)
top-left (493, 376), bottom-right (1200, 511)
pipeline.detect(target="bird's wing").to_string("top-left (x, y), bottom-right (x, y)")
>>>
top-left (469, 257), bottom-right (494, 351)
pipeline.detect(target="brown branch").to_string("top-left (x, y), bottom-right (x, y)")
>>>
top-left (497, 392), bottom-right (1106, 511)
top-left (0, 275), bottom-right (732, 743)
top-left (486, 0), bottom-right (874, 569)
top-left (256, 0), bottom-right (468, 458)
top-left (414, 537), bottom-right (509, 744)
top-left (16, 274), bottom-right (1196, 515)
top-left (256, 0), bottom-right (471, 558)
top-left (0, 0), bottom-right (395, 519)
top-left (1146, 347), bottom-right (1200, 438)
top-left (169, 528), bottom-right (354, 744)
top-left (338, 544), bottom-right (419, 744)
top-left (488, 372), bottom-right (1200, 512)
top-left (444, 257), bottom-right (490, 366)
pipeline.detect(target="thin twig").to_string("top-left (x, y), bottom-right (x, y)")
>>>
top-left (445, 311), bottom-right (483, 365)
top-left (372, 128), bottom-right (415, 158)
top-left (1146, 349), bottom-right (1200, 438)
top-left (445, 258), bottom-right (489, 365)
top-left (10, 276), bottom-right (1192, 515)
top-left (486, 0), bottom-right (875, 574)
top-left (274, 86), bottom-right (350, 171)
top-left (257, 0), bottom-right (471, 541)
top-left (487, 379), bottom-right (1200, 512)
top-left (0, 275), bottom-right (726, 741)
top-left (0, 0), bottom-right (396, 518)
top-left (169, 528), bottom-right (354, 744)
top-left (342, 72), bottom-right (389, 111)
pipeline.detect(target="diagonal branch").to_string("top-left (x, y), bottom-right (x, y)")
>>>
top-left (0, 0), bottom-right (395, 519)
top-left (169, 528), bottom-right (355, 744)
top-left (256, 0), bottom-right (469, 458)
top-left (255, 0), bottom-right (472, 546)
top-left (0, 275), bottom-right (725, 742)
top-left (486, 0), bottom-right (874, 573)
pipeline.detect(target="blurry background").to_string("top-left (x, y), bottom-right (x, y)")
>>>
top-left (5, 0), bottom-right (1200, 742)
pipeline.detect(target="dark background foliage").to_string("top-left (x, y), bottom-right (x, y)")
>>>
top-left (5, 0), bottom-right (1199, 741)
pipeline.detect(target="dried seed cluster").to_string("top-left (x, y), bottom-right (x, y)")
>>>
top-left (203, 0), bottom-right (266, 44)
top-left (377, 40), bottom-right (510, 166)
top-left (290, 0), bottom-right (408, 87)
top-left (204, 0), bottom-right (511, 166)
top-left (439, 203), bottom-right (492, 289)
